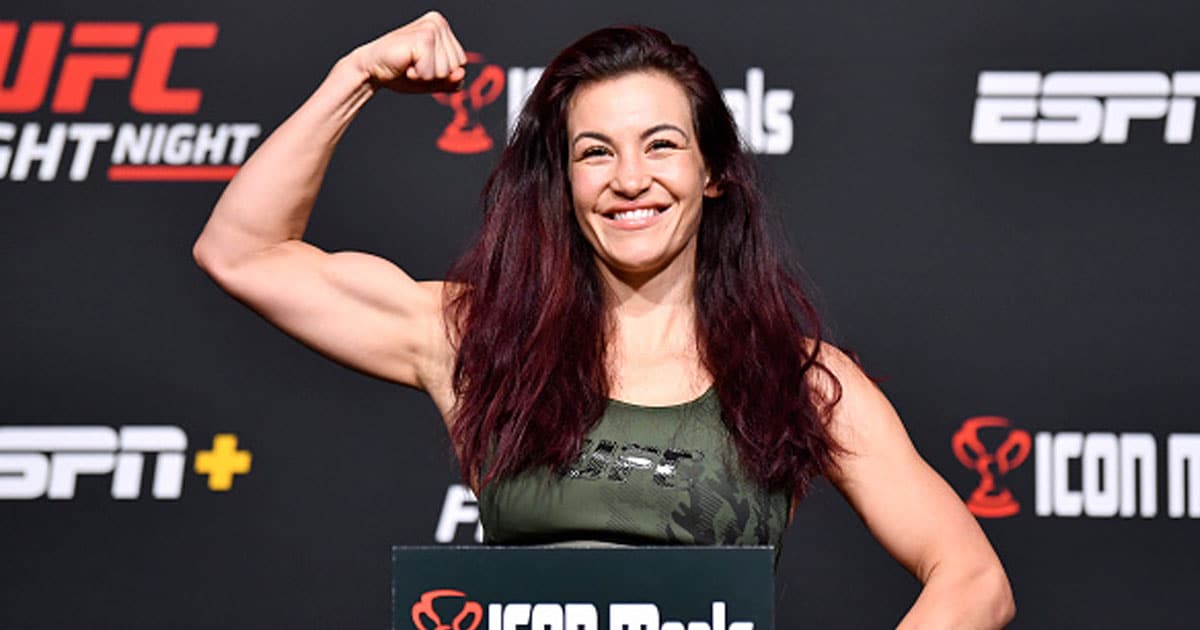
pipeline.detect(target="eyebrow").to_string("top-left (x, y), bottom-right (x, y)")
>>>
top-left (571, 123), bottom-right (690, 147)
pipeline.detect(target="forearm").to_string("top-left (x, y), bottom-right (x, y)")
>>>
top-left (897, 564), bottom-right (1015, 630)
top-left (193, 51), bottom-right (376, 270)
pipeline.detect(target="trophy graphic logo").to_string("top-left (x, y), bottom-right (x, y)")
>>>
top-left (411, 588), bottom-right (482, 630)
top-left (952, 416), bottom-right (1032, 518)
top-left (432, 52), bottom-right (505, 154)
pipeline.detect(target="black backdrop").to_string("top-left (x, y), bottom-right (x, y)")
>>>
top-left (2, 1), bottom-right (1198, 627)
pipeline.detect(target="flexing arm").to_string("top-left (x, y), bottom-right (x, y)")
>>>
top-left (192, 12), bottom-right (466, 391)
top-left (815, 346), bottom-right (1016, 629)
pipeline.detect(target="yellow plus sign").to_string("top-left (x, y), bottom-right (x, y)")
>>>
top-left (194, 434), bottom-right (252, 491)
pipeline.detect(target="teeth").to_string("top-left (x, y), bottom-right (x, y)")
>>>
top-left (611, 208), bottom-right (658, 221)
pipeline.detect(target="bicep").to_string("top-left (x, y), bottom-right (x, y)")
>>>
top-left (818, 347), bottom-right (1000, 583)
top-left (201, 239), bottom-right (448, 388)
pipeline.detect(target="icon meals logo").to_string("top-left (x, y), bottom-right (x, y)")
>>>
top-left (951, 418), bottom-right (1200, 519)
top-left (0, 21), bottom-right (262, 182)
top-left (410, 590), bottom-right (753, 630)
top-left (971, 71), bottom-right (1200, 144)
top-left (433, 63), bottom-right (795, 156)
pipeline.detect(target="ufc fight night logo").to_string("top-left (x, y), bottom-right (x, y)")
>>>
top-left (971, 71), bottom-right (1200, 144)
top-left (0, 21), bottom-right (262, 182)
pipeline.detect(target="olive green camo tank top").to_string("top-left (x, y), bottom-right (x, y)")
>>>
top-left (478, 387), bottom-right (791, 552)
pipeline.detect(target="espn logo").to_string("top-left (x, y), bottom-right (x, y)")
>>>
top-left (971, 71), bottom-right (1200, 144)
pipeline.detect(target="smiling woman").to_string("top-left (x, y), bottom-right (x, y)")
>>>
top-left (192, 11), bottom-right (1015, 628)
top-left (568, 73), bottom-right (718, 280)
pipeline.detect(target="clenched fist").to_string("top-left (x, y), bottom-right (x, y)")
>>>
top-left (349, 11), bottom-right (468, 93)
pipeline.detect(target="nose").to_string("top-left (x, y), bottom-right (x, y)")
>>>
top-left (610, 153), bottom-right (651, 198)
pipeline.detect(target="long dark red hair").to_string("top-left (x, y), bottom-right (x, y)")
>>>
top-left (445, 26), bottom-right (843, 497)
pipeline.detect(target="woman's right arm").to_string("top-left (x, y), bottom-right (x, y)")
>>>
top-left (192, 12), bottom-right (467, 391)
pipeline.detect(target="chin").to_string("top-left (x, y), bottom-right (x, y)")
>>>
top-left (600, 251), bottom-right (670, 276)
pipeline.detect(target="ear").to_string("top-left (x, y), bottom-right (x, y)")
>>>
top-left (703, 171), bottom-right (723, 198)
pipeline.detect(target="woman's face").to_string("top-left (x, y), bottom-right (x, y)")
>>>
top-left (567, 71), bottom-right (719, 280)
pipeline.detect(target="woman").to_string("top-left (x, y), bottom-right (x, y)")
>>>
top-left (193, 11), bottom-right (1015, 628)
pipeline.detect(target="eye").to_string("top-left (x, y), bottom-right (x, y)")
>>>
top-left (647, 138), bottom-right (680, 152)
top-left (579, 145), bottom-right (611, 159)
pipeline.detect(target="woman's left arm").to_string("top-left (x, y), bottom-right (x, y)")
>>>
top-left (814, 345), bottom-right (1016, 629)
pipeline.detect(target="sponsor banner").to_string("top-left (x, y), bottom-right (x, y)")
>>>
top-left (5, 3), bottom-right (1200, 627)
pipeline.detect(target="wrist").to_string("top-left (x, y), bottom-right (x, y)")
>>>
top-left (332, 47), bottom-right (379, 96)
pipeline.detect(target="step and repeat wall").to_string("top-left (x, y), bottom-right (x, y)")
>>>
top-left (2, 1), bottom-right (1197, 627)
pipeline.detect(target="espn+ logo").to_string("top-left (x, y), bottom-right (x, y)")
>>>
top-left (953, 417), bottom-right (1200, 519)
top-left (0, 21), bottom-right (262, 182)
top-left (971, 71), bottom-right (1200, 144)
top-left (0, 425), bottom-right (252, 499)
top-left (412, 589), bottom-right (753, 630)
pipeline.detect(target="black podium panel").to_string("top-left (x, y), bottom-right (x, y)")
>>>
top-left (392, 546), bottom-right (774, 629)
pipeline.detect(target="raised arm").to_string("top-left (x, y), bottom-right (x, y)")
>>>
top-left (192, 12), bottom-right (466, 395)
top-left (814, 345), bottom-right (1016, 629)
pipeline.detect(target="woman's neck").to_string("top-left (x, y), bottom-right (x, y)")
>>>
top-left (596, 234), bottom-right (698, 315)
top-left (598, 242), bottom-right (702, 371)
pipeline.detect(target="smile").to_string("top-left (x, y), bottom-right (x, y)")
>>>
top-left (601, 205), bottom-right (669, 229)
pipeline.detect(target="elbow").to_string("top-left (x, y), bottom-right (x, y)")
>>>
top-left (191, 230), bottom-right (248, 288)
top-left (938, 562), bottom-right (1016, 629)
top-left (192, 225), bottom-right (257, 281)
top-left (997, 588), bottom-right (1016, 628)
top-left (191, 235), bottom-right (213, 272)
top-left (905, 558), bottom-right (1015, 629)
top-left (192, 232), bottom-right (227, 279)
top-left (983, 565), bottom-right (1016, 628)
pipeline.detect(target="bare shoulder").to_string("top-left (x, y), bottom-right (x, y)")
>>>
top-left (806, 342), bottom-right (885, 436)
top-left (805, 340), bottom-right (876, 402)
top-left (802, 340), bottom-right (913, 486)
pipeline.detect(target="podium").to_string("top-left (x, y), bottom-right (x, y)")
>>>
top-left (393, 546), bottom-right (774, 630)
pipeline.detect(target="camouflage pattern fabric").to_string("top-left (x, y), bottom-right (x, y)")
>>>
top-left (479, 388), bottom-right (790, 553)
